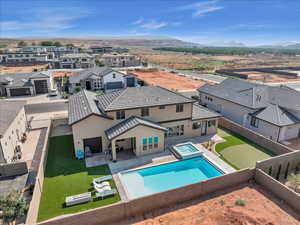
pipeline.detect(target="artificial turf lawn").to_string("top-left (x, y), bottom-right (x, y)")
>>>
top-left (216, 128), bottom-right (274, 170)
top-left (37, 135), bottom-right (120, 222)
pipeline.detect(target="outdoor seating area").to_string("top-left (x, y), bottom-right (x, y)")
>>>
top-left (38, 135), bottom-right (120, 222)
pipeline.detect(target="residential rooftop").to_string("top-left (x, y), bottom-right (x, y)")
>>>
top-left (69, 67), bottom-right (116, 84)
top-left (0, 100), bottom-right (27, 136)
top-left (0, 72), bottom-right (50, 88)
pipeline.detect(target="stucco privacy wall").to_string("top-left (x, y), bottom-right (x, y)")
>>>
top-left (26, 124), bottom-right (52, 225)
top-left (219, 117), bottom-right (293, 155)
top-left (256, 151), bottom-right (300, 179)
top-left (255, 169), bottom-right (300, 214)
top-left (37, 169), bottom-right (254, 225)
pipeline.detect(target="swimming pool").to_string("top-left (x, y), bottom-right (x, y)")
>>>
top-left (120, 157), bottom-right (223, 199)
top-left (173, 143), bottom-right (203, 159)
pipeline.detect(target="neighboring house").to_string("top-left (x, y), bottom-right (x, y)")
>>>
top-left (0, 72), bottom-right (53, 97)
top-left (0, 52), bottom-right (54, 64)
top-left (0, 101), bottom-right (27, 163)
top-left (90, 46), bottom-right (129, 54)
top-left (101, 53), bottom-right (141, 67)
top-left (22, 46), bottom-right (79, 58)
top-left (68, 86), bottom-right (220, 161)
top-left (59, 53), bottom-right (95, 69)
top-left (68, 67), bottom-right (137, 93)
top-left (198, 78), bottom-right (300, 142)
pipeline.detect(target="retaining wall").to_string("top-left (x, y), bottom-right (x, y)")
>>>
top-left (37, 169), bottom-right (254, 225)
top-left (0, 161), bottom-right (28, 178)
top-left (255, 169), bottom-right (300, 214)
top-left (219, 117), bottom-right (293, 155)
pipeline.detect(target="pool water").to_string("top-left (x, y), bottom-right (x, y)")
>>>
top-left (120, 157), bottom-right (223, 199)
top-left (176, 143), bottom-right (199, 154)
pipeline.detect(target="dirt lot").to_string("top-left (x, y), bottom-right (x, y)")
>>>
top-left (119, 184), bottom-right (300, 225)
top-left (131, 69), bottom-right (210, 91)
top-left (0, 64), bottom-right (48, 73)
top-left (52, 71), bottom-right (76, 78)
top-left (239, 71), bottom-right (300, 83)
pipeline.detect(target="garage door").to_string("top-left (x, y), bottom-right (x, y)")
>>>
top-left (83, 137), bottom-right (102, 153)
top-left (105, 81), bottom-right (123, 90)
top-left (10, 88), bottom-right (31, 96)
top-left (34, 80), bottom-right (48, 94)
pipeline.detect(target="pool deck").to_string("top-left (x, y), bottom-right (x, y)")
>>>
top-left (111, 135), bottom-right (236, 201)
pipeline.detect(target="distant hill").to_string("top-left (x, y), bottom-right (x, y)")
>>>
top-left (258, 42), bottom-right (300, 50)
top-left (207, 41), bottom-right (246, 47)
top-left (0, 35), bottom-right (202, 49)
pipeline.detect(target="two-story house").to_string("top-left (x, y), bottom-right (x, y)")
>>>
top-left (101, 53), bottom-right (141, 67)
top-left (198, 78), bottom-right (300, 142)
top-left (68, 67), bottom-right (137, 93)
top-left (59, 53), bottom-right (95, 69)
top-left (68, 86), bottom-right (220, 161)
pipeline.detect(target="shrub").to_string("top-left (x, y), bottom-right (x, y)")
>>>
top-left (235, 198), bottom-right (246, 206)
top-left (219, 199), bottom-right (226, 206)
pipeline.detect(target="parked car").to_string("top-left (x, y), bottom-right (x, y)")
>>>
top-left (48, 89), bottom-right (58, 97)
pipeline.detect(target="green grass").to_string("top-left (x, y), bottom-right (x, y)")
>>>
top-left (37, 135), bottom-right (120, 222)
top-left (216, 128), bottom-right (274, 170)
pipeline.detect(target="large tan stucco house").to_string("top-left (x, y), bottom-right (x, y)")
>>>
top-left (68, 86), bottom-right (220, 161)
top-left (0, 101), bottom-right (28, 163)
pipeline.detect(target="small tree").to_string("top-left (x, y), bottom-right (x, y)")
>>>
top-left (287, 173), bottom-right (300, 192)
top-left (74, 86), bottom-right (82, 93)
top-left (17, 41), bottom-right (27, 47)
top-left (0, 190), bottom-right (28, 225)
top-left (53, 41), bottom-right (62, 47)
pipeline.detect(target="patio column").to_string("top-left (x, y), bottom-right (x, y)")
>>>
top-left (111, 140), bottom-right (117, 161)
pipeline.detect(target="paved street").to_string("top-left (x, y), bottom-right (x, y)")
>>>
top-left (25, 101), bottom-right (68, 114)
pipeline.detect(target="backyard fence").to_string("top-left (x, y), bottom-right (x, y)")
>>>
top-left (37, 169), bottom-right (254, 225)
top-left (219, 117), bottom-right (293, 155)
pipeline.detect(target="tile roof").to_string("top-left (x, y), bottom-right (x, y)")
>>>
top-left (0, 100), bottom-right (27, 136)
top-left (198, 78), bottom-right (300, 126)
top-left (69, 67), bottom-right (114, 83)
top-left (68, 86), bottom-right (195, 125)
top-left (192, 103), bottom-right (221, 120)
top-left (105, 116), bottom-right (167, 140)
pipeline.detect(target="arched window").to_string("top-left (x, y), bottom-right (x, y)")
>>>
top-left (276, 164), bottom-right (282, 180)
top-left (284, 162), bottom-right (290, 179)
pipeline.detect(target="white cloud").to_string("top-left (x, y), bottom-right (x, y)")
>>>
top-left (233, 24), bottom-right (266, 29)
top-left (132, 18), bottom-right (144, 25)
top-left (0, 7), bottom-right (91, 34)
top-left (176, 0), bottom-right (224, 17)
top-left (132, 19), bottom-right (181, 30)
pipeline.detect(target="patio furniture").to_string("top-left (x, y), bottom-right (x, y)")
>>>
top-left (94, 183), bottom-right (111, 194)
top-left (65, 192), bottom-right (91, 206)
top-left (93, 181), bottom-right (110, 189)
top-left (95, 189), bottom-right (118, 200)
top-left (93, 175), bottom-right (112, 183)
top-left (75, 149), bottom-right (84, 160)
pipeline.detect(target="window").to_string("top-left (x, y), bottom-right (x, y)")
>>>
top-left (208, 120), bottom-right (216, 127)
top-left (116, 110), bottom-right (125, 120)
top-left (154, 136), bottom-right (159, 148)
top-left (250, 116), bottom-right (259, 128)
top-left (166, 125), bottom-right (184, 137)
top-left (192, 122), bottom-right (202, 130)
top-left (112, 73), bottom-right (116, 78)
top-left (142, 137), bottom-right (147, 151)
top-left (148, 136), bottom-right (153, 149)
top-left (176, 104), bottom-right (184, 112)
top-left (141, 107), bottom-right (149, 117)
top-left (159, 105), bottom-right (165, 109)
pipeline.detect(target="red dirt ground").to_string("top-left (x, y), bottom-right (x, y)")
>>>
top-left (0, 64), bottom-right (48, 73)
top-left (52, 71), bottom-right (76, 77)
top-left (117, 184), bottom-right (300, 225)
top-left (130, 70), bottom-right (210, 91)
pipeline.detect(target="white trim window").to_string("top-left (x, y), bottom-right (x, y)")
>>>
top-left (142, 137), bottom-right (147, 151)
top-left (166, 125), bottom-right (184, 137)
top-left (250, 116), bottom-right (259, 128)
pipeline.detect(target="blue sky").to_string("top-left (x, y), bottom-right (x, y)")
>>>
top-left (1, 0), bottom-right (300, 45)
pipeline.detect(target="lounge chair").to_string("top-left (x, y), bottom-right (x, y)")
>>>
top-left (93, 181), bottom-right (110, 189)
top-left (95, 189), bottom-right (117, 200)
top-left (93, 175), bottom-right (112, 183)
top-left (94, 184), bottom-right (111, 194)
